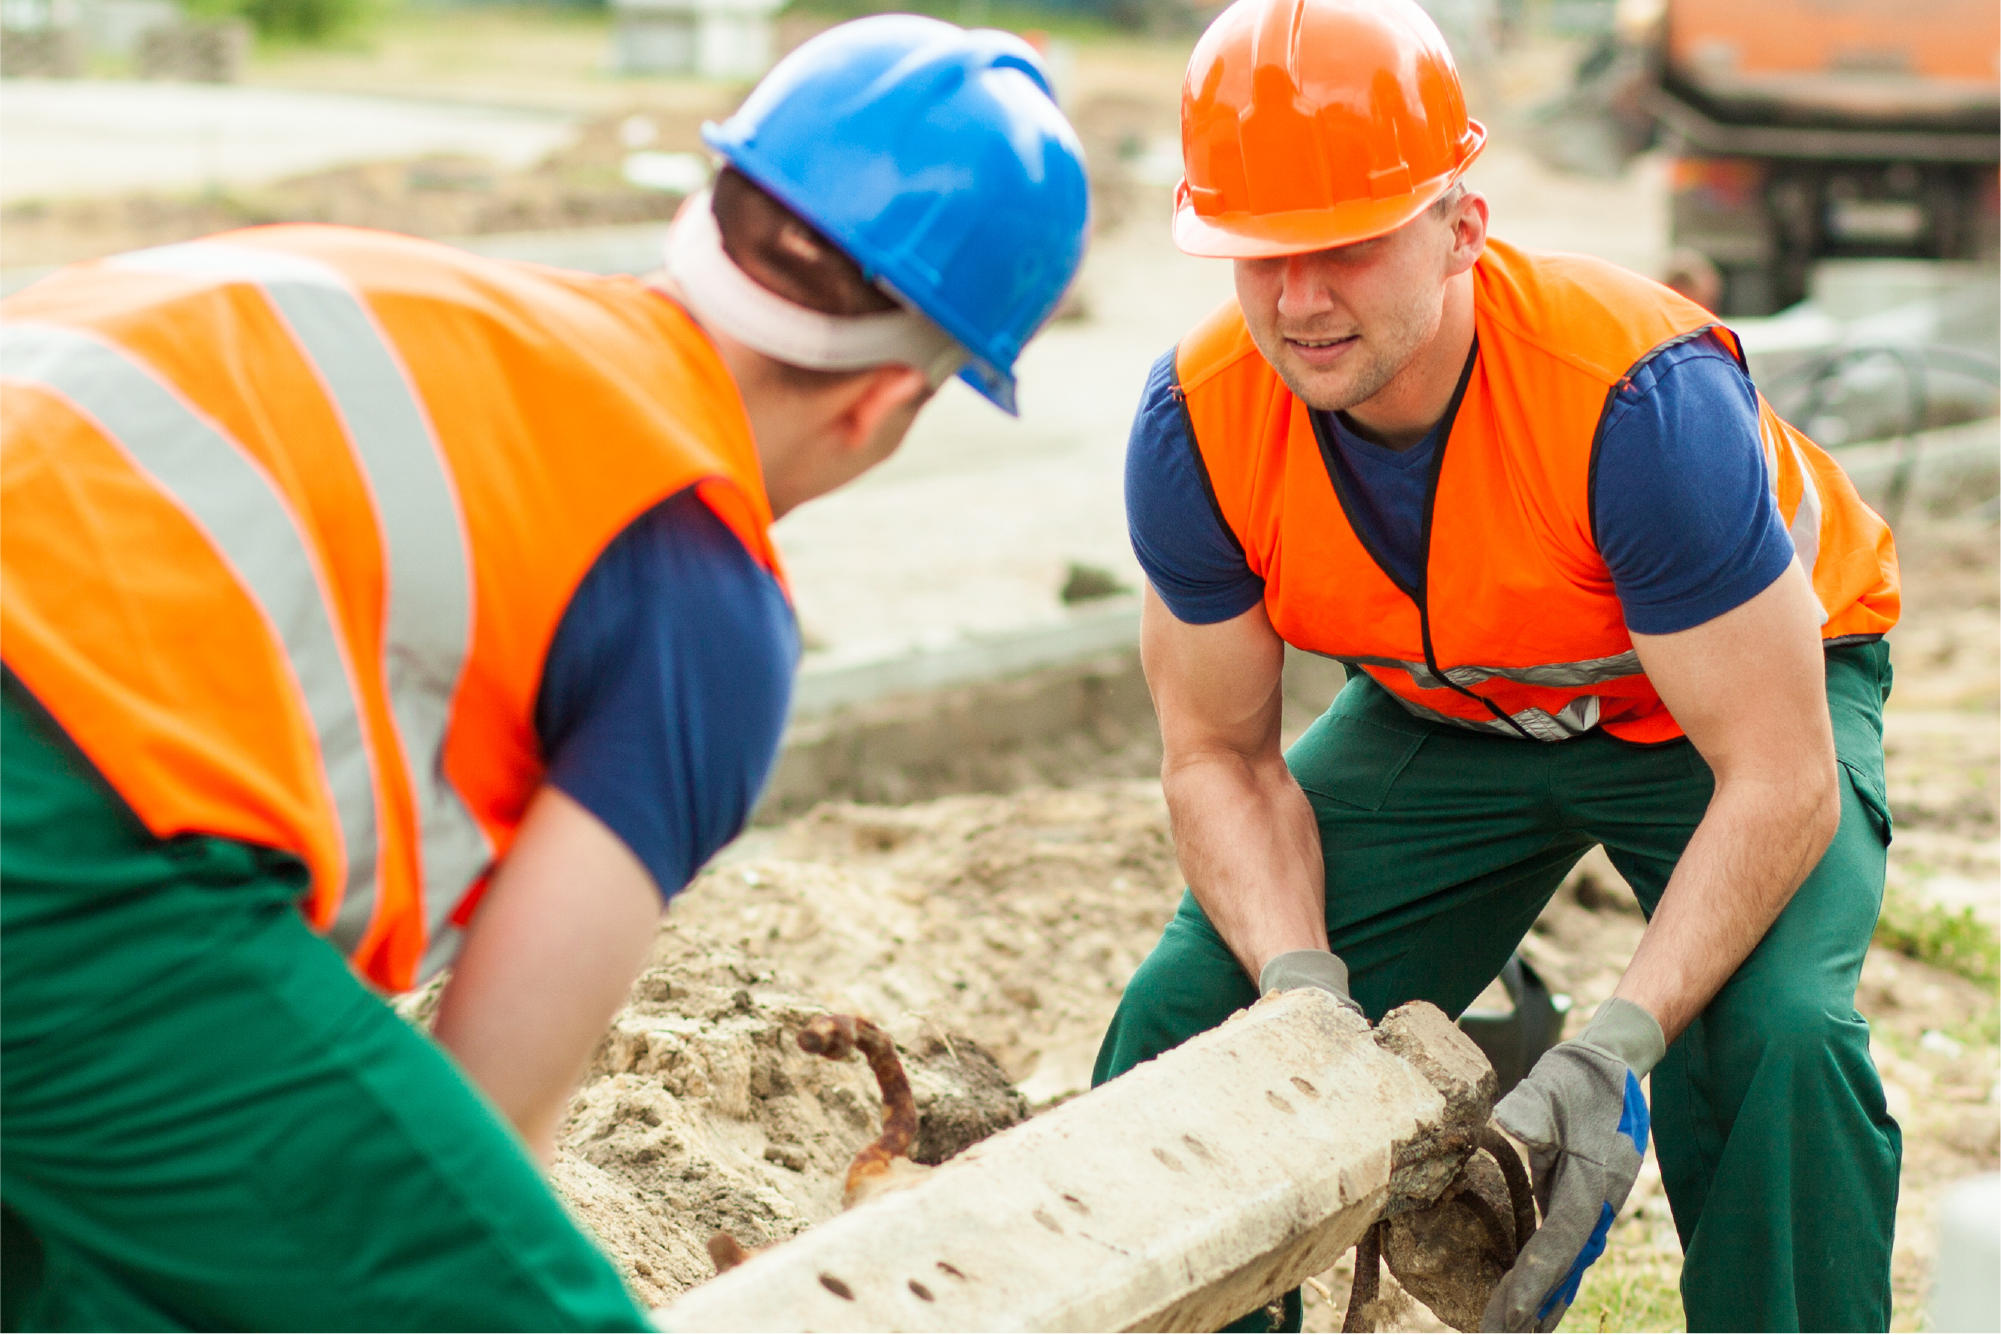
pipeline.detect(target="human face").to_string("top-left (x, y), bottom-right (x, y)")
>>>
top-left (1232, 204), bottom-right (1464, 416)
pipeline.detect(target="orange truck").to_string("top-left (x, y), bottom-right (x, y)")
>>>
top-left (1646, 0), bottom-right (2000, 313)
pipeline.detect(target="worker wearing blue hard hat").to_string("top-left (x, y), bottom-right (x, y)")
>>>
top-left (0, 16), bottom-right (1086, 1329)
top-left (706, 14), bottom-right (1088, 413)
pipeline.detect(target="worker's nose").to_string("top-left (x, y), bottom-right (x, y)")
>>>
top-left (1274, 255), bottom-right (1338, 322)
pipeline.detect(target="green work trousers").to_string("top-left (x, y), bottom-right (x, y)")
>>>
top-left (1095, 643), bottom-right (1901, 1333)
top-left (0, 677), bottom-right (649, 1332)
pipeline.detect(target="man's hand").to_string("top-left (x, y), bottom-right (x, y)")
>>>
top-left (1483, 998), bottom-right (1666, 1332)
top-left (1142, 586), bottom-right (1329, 981)
top-left (432, 786), bottom-right (663, 1163)
top-left (1259, 949), bottom-right (1362, 1015)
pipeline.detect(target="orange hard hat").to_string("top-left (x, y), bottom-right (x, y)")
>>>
top-left (1173, 0), bottom-right (1486, 259)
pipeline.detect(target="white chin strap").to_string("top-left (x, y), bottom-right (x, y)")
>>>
top-left (665, 189), bottom-right (967, 387)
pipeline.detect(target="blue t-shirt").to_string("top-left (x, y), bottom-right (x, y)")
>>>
top-left (535, 487), bottom-right (798, 900)
top-left (1126, 332), bottom-right (1795, 637)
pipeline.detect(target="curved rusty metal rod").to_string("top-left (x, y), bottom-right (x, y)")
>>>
top-left (710, 1014), bottom-right (921, 1273)
top-left (1342, 1220), bottom-right (1383, 1333)
top-left (1477, 1126), bottom-right (1538, 1257)
top-left (708, 1231), bottom-right (755, 1274)
top-left (1457, 1188), bottom-right (1518, 1267)
top-left (797, 1013), bottom-right (918, 1203)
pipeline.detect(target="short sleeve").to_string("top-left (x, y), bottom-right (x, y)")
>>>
top-left (1592, 335), bottom-right (1798, 636)
top-left (535, 488), bottom-right (798, 900)
top-left (1124, 349), bottom-right (1266, 625)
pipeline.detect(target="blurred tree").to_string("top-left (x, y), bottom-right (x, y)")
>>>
top-left (185, 0), bottom-right (373, 42)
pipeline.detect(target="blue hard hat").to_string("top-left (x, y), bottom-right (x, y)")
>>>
top-left (703, 15), bottom-right (1090, 415)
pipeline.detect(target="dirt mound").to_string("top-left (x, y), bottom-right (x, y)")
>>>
top-left (551, 782), bottom-right (1183, 1306)
top-left (669, 781), bottom-right (1183, 1100)
top-left (554, 923), bottom-right (1026, 1306)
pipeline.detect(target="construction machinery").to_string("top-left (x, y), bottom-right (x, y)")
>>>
top-left (1539, 0), bottom-right (2000, 315)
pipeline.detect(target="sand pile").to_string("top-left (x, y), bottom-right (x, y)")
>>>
top-left (668, 781), bottom-right (1185, 1101)
top-left (552, 923), bottom-right (1028, 1306)
top-left (548, 782), bottom-right (1183, 1306)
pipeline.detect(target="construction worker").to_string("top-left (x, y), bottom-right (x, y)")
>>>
top-left (0, 17), bottom-right (1087, 1329)
top-left (1096, 0), bottom-right (1900, 1330)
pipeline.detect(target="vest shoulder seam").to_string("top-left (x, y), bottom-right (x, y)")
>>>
top-left (1175, 306), bottom-right (1267, 397)
top-left (1164, 369), bottom-right (1248, 561)
top-left (1473, 244), bottom-right (1715, 390)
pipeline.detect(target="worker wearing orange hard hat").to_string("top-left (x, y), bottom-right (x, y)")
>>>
top-left (1097, 0), bottom-right (1900, 1330)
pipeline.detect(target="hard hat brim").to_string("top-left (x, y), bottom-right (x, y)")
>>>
top-left (1171, 124), bottom-right (1485, 260)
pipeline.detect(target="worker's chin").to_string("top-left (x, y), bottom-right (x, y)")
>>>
top-left (1274, 352), bottom-right (1383, 415)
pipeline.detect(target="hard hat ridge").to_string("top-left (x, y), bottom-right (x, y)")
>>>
top-left (704, 15), bottom-right (1090, 415)
top-left (1175, 0), bottom-right (1486, 259)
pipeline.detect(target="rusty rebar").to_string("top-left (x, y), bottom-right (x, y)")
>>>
top-left (1457, 1187), bottom-right (1517, 1267)
top-left (797, 1013), bottom-right (918, 1203)
top-left (1476, 1125), bottom-right (1538, 1257)
top-left (708, 1231), bottom-right (755, 1274)
top-left (1342, 1220), bottom-right (1383, 1333)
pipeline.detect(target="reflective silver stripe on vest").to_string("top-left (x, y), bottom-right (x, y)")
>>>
top-left (0, 322), bottom-right (382, 902)
top-left (1783, 441), bottom-right (1831, 627)
top-left (1385, 690), bottom-right (1603, 742)
top-left (108, 243), bottom-right (490, 977)
top-left (1759, 406), bottom-right (1829, 626)
top-left (1784, 441), bottom-right (1821, 577)
top-left (1324, 652), bottom-right (1617, 741)
top-left (1334, 650), bottom-right (1644, 692)
top-left (1755, 409), bottom-right (1822, 578)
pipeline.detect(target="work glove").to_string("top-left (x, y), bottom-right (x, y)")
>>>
top-left (1258, 949), bottom-right (1363, 1016)
top-left (1482, 997), bottom-right (1665, 1333)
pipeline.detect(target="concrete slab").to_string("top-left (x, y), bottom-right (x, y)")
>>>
top-left (653, 992), bottom-right (1484, 1333)
top-left (0, 80), bottom-right (577, 202)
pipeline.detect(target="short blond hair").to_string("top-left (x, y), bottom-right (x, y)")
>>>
top-left (1428, 181), bottom-right (1469, 220)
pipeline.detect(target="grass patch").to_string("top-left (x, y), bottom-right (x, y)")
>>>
top-left (1559, 1251), bottom-right (1684, 1333)
top-left (1874, 885), bottom-right (2000, 988)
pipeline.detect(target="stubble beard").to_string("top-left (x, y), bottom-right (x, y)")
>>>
top-left (1261, 296), bottom-right (1441, 416)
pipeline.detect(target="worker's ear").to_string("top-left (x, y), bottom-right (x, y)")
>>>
top-left (829, 363), bottom-right (932, 453)
top-left (1443, 190), bottom-right (1489, 279)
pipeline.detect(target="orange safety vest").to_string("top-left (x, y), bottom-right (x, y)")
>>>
top-left (1, 225), bottom-right (783, 992)
top-left (1175, 238), bottom-right (1899, 744)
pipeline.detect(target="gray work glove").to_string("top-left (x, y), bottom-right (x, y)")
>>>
top-left (1482, 997), bottom-right (1665, 1333)
top-left (1258, 949), bottom-right (1363, 1016)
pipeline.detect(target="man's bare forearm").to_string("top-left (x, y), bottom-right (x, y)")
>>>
top-left (1141, 590), bottom-right (1330, 985)
top-left (1614, 770), bottom-right (1838, 1041)
top-left (433, 787), bottom-right (662, 1162)
top-left (1164, 746), bottom-right (1329, 981)
top-left (1619, 564), bottom-right (1843, 1044)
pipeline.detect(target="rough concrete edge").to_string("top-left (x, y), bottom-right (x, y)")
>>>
top-left (1090, 998), bottom-right (1504, 1330)
top-left (789, 600), bottom-right (1141, 719)
top-left (752, 646), bottom-right (1156, 823)
top-left (1374, 1003), bottom-right (1498, 1216)
top-left (654, 991), bottom-right (1445, 1333)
